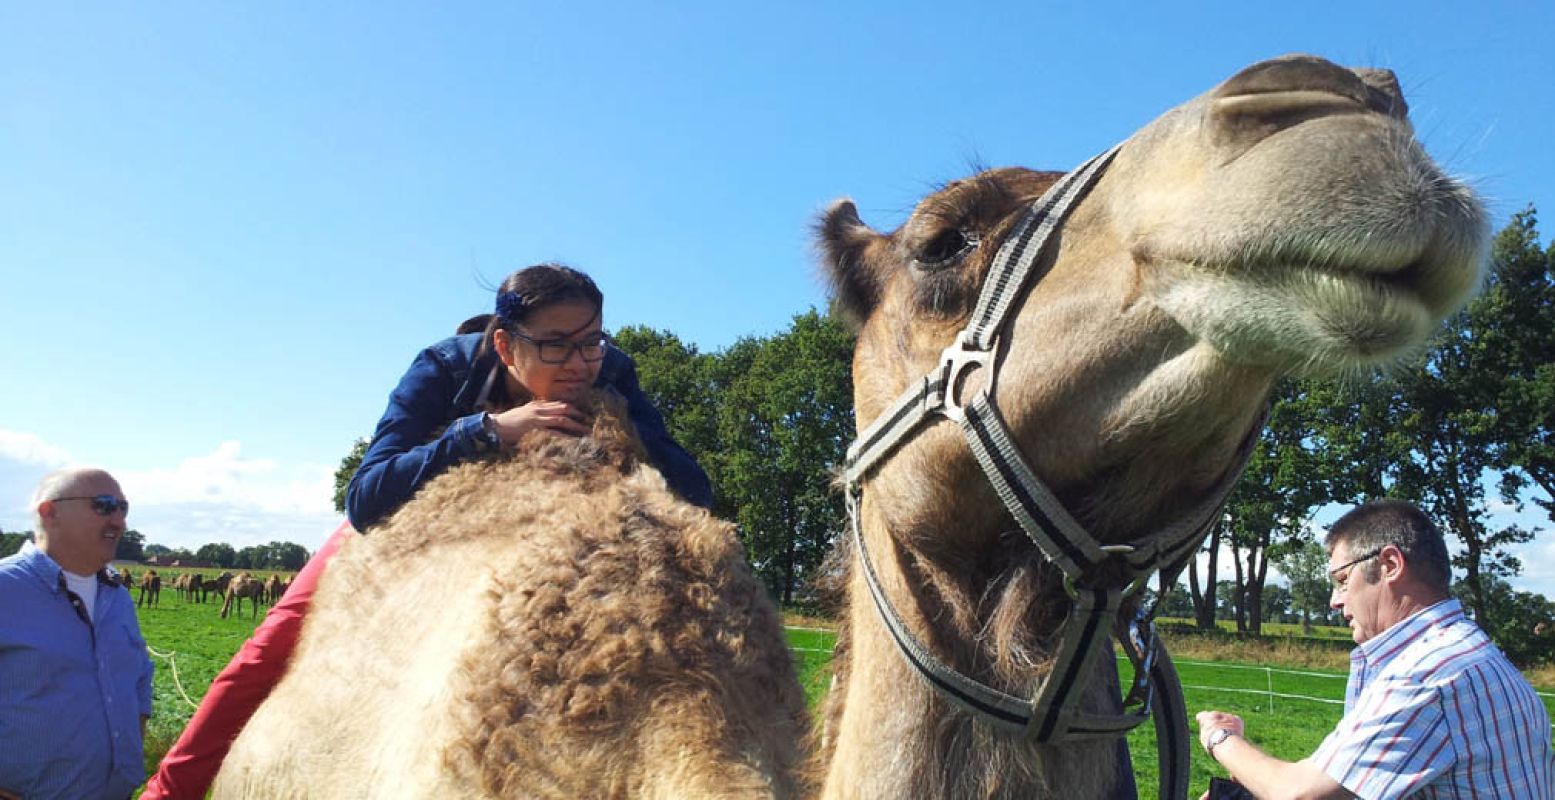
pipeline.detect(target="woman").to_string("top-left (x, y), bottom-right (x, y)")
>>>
top-left (143, 264), bottom-right (712, 799)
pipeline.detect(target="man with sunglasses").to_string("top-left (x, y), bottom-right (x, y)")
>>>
top-left (1, 468), bottom-right (155, 800)
top-left (1196, 500), bottom-right (1553, 799)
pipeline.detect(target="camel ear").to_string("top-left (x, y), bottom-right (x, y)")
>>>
top-left (817, 198), bottom-right (886, 327)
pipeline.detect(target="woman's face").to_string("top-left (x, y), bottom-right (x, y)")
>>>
top-left (495, 299), bottom-right (605, 402)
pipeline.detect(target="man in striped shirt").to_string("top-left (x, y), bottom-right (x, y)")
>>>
top-left (1196, 500), bottom-right (1553, 799)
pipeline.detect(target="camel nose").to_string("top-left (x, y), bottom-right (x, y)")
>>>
top-left (1208, 55), bottom-right (1410, 150)
top-left (1213, 54), bottom-right (1408, 119)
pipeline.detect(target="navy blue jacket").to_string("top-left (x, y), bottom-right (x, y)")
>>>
top-left (346, 333), bottom-right (713, 529)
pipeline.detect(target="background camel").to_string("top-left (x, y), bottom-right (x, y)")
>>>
top-left (200, 571), bottom-right (232, 604)
top-left (220, 573), bottom-right (264, 619)
top-left (137, 570), bottom-right (161, 608)
top-left (262, 574), bottom-right (286, 605)
top-left (814, 55), bottom-right (1485, 798)
top-left (214, 393), bottom-right (807, 799)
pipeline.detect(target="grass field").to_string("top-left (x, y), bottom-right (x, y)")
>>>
top-left (134, 603), bottom-right (1555, 799)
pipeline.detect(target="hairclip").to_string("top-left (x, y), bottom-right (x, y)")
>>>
top-left (495, 291), bottom-right (526, 322)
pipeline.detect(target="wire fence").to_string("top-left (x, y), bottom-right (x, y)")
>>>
top-left (785, 626), bottom-right (1555, 730)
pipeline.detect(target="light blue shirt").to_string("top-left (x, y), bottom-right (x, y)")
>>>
top-left (0, 541), bottom-right (154, 800)
top-left (1312, 599), bottom-right (1554, 799)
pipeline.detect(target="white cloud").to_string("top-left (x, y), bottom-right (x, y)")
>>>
top-left (0, 429), bottom-right (75, 468)
top-left (0, 431), bottom-right (342, 552)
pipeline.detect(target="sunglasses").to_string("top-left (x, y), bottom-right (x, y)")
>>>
top-left (55, 494), bottom-right (131, 516)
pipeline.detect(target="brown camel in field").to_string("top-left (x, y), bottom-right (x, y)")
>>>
top-left (173, 572), bottom-right (199, 602)
top-left (262, 574), bottom-right (285, 605)
top-left (220, 573), bottom-right (264, 619)
top-left (137, 569), bottom-right (161, 608)
top-left (201, 571), bottom-right (233, 604)
top-left (813, 54), bottom-right (1485, 799)
top-left (214, 393), bottom-right (807, 799)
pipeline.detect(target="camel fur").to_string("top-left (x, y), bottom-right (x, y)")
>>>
top-left (213, 391), bottom-right (807, 799)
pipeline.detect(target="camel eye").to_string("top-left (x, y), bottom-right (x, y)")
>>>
top-left (915, 229), bottom-right (978, 270)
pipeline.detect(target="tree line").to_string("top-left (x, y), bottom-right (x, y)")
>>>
top-left (0, 528), bottom-right (310, 571)
top-left (329, 212), bottom-right (1554, 664)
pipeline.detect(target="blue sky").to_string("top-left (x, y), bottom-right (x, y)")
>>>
top-left (2, 2), bottom-right (1552, 595)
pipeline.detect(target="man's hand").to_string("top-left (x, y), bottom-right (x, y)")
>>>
top-left (1196, 709), bottom-right (1245, 754)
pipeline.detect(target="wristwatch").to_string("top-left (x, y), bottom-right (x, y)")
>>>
top-left (1205, 727), bottom-right (1238, 756)
top-left (475, 412), bottom-right (502, 452)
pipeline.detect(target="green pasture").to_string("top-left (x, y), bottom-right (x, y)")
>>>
top-left (134, 604), bottom-right (1554, 799)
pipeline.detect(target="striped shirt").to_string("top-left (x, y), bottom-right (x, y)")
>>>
top-left (0, 542), bottom-right (155, 800)
top-left (1310, 599), bottom-right (1553, 799)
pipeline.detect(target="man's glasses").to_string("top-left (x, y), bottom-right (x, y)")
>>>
top-left (509, 330), bottom-right (610, 365)
top-left (54, 494), bottom-right (130, 516)
top-left (1328, 549), bottom-right (1380, 593)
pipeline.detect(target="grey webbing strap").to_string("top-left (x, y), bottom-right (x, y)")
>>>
top-left (849, 491), bottom-right (1035, 730)
top-left (958, 391), bottom-right (1106, 578)
top-left (852, 490), bottom-right (1162, 741)
top-left (843, 374), bottom-right (945, 486)
top-left (963, 144), bottom-right (1123, 350)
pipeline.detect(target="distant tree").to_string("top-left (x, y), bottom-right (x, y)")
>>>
top-left (115, 529), bottom-right (145, 562)
top-left (1, 530), bottom-right (32, 558)
top-left (195, 542), bottom-right (237, 568)
top-left (144, 543), bottom-right (172, 558)
top-left (268, 542), bottom-right (310, 571)
top-left (1455, 575), bottom-right (1555, 667)
top-left (1259, 583), bottom-right (1294, 624)
top-left (1280, 540), bottom-right (1334, 634)
top-left (234, 545), bottom-right (265, 570)
top-left (167, 547), bottom-right (195, 563)
top-left (333, 437), bottom-right (370, 515)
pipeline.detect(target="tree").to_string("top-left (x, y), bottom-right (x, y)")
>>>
top-left (1474, 210), bottom-right (1555, 522)
top-left (1201, 378), bottom-right (1348, 634)
top-left (333, 437), bottom-right (370, 514)
top-left (115, 529), bottom-right (145, 562)
top-left (1280, 540), bottom-right (1334, 634)
top-left (195, 542), bottom-right (237, 568)
top-left (1, 530), bottom-right (31, 558)
top-left (1454, 574), bottom-right (1555, 667)
top-left (269, 542), bottom-right (310, 571)
top-left (715, 310), bottom-right (855, 604)
top-left (144, 543), bottom-right (171, 558)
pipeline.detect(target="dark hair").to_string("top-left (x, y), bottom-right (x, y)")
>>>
top-left (477, 263), bottom-right (603, 350)
top-left (456, 314), bottom-right (493, 335)
top-left (1324, 499), bottom-right (1452, 594)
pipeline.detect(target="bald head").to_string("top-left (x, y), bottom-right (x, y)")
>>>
top-left (32, 467), bottom-right (129, 575)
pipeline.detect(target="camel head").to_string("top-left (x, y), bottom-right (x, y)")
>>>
top-left (820, 54), bottom-right (1486, 552)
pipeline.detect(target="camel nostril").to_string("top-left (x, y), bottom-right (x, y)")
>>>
top-left (1213, 54), bottom-right (1372, 107)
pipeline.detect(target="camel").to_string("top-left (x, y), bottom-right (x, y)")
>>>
top-left (262, 574), bottom-right (285, 605)
top-left (213, 392), bottom-right (808, 799)
top-left (136, 569), bottom-right (161, 608)
top-left (814, 55), bottom-right (1486, 799)
top-left (201, 571), bottom-right (233, 603)
top-left (220, 573), bottom-right (264, 619)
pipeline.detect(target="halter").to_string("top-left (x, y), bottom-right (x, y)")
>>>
top-left (841, 144), bottom-right (1262, 800)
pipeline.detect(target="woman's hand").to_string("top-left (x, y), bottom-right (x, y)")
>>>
top-left (489, 400), bottom-right (593, 445)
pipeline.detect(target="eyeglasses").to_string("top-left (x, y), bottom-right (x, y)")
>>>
top-left (508, 330), bottom-right (610, 365)
top-left (54, 494), bottom-right (130, 516)
top-left (1328, 550), bottom-right (1380, 593)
